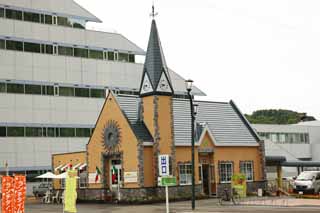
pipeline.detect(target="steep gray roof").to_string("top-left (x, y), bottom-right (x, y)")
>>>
top-left (141, 19), bottom-right (173, 93)
top-left (115, 94), bottom-right (153, 142)
top-left (172, 98), bottom-right (259, 146)
top-left (195, 101), bottom-right (259, 146)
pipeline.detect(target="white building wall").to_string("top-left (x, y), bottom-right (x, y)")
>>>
top-left (0, 19), bottom-right (143, 53)
top-left (0, 137), bottom-right (88, 169)
top-left (0, 93), bottom-right (103, 124)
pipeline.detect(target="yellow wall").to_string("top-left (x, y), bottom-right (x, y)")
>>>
top-left (157, 96), bottom-right (174, 155)
top-left (176, 146), bottom-right (200, 183)
top-left (87, 92), bottom-right (140, 189)
top-left (200, 131), bottom-right (263, 183)
top-left (143, 147), bottom-right (154, 187)
top-left (52, 152), bottom-right (86, 189)
top-left (142, 96), bottom-right (155, 135)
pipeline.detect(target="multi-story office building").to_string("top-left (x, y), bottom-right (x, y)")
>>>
top-left (0, 0), bottom-right (204, 189)
top-left (253, 121), bottom-right (320, 177)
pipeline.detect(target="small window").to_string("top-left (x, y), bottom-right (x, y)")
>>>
top-left (47, 128), bottom-right (55, 137)
top-left (219, 162), bottom-right (233, 183)
top-left (103, 51), bottom-right (108, 60)
top-left (55, 128), bottom-right (60, 137)
top-left (179, 164), bottom-right (192, 185)
top-left (118, 52), bottom-right (129, 62)
top-left (45, 14), bottom-right (52, 25)
top-left (74, 48), bottom-right (88, 58)
top-left (59, 87), bottom-right (74, 96)
top-left (25, 127), bottom-right (42, 137)
top-left (7, 127), bottom-right (24, 137)
top-left (129, 54), bottom-right (135, 63)
top-left (240, 161), bottom-right (254, 181)
top-left (5, 9), bottom-right (23, 20)
top-left (75, 88), bottom-right (89, 97)
top-left (24, 42), bottom-right (41, 53)
top-left (76, 128), bottom-right (91, 137)
top-left (6, 40), bottom-right (23, 51)
top-left (0, 82), bottom-right (6, 92)
top-left (7, 83), bottom-right (24, 94)
top-left (90, 89), bottom-right (105, 98)
top-left (89, 49), bottom-right (103, 60)
top-left (25, 84), bottom-right (41, 95)
top-left (0, 8), bottom-right (4, 18)
top-left (57, 16), bottom-right (72, 27)
top-left (58, 46), bottom-right (73, 56)
top-left (23, 11), bottom-right (40, 23)
top-left (0, 39), bottom-right (5, 49)
top-left (60, 128), bottom-right (75, 137)
top-left (108, 51), bottom-right (114, 61)
top-left (0, 127), bottom-right (6, 137)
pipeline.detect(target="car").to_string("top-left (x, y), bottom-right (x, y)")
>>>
top-left (33, 182), bottom-right (52, 197)
top-left (293, 171), bottom-right (320, 194)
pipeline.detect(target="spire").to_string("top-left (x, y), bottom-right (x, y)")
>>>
top-left (139, 7), bottom-right (174, 96)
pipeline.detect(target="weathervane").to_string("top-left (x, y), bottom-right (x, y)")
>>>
top-left (150, 3), bottom-right (158, 19)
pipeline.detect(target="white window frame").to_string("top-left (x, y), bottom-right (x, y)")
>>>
top-left (52, 15), bottom-right (57, 25)
top-left (179, 164), bottom-right (192, 185)
top-left (240, 161), bottom-right (254, 182)
top-left (219, 162), bottom-right (233, 183)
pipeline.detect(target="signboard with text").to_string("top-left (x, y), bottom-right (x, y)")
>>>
top-left (158, 155), bottom-right (170, 177)
top-left (124, 172), bottom-right (138, 183)
top-left (231, 173), bottom-right (247, 198)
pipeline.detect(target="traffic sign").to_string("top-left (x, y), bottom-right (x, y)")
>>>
top-left (159, 176), bottom-right (176, 187)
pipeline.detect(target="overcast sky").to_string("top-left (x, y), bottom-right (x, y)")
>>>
top-left (76, 0), bottom-right (320, 119)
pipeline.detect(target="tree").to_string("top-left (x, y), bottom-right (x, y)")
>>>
top-left (245, 109), bottom-right (316, 124)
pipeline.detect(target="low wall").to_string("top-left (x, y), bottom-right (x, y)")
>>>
top-left (74, 185), bottom-right (203, 202)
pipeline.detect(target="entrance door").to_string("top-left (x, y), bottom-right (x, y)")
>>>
top-left (109, 159), bottom-right (122, 200)
top-left (202, 164), bottom-right (210, 195)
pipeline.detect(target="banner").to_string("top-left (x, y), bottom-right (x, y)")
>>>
top-left (13, 176), bottom-right (26, 213)
top-left (64, 169), bottom-right (78, 213)
top-left (1, 176), bottom-right (14, 213)
top-left (231, 173), bottom-right (247, 198)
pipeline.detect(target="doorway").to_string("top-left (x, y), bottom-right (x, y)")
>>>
top-left (201, 164), bottom-right (210, 195)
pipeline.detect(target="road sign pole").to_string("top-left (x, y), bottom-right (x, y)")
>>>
top-left (165, 185), bottom-right (169, 213)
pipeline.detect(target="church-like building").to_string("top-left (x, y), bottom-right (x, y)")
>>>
top-left (53, 17), bottom-right (266, 201)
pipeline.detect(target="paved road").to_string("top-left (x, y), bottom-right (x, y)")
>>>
top-left (24, 198), bottom-right (320, 213)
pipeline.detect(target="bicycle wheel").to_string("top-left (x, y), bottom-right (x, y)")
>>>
top-left (232, 195), bottom-right (240, 205)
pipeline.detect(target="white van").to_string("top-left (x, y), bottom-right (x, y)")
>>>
top-left (293, 171), bottom-right (320, 194)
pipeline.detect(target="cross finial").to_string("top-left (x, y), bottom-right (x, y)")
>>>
top-left (150, 4), bottom-right (158, 19)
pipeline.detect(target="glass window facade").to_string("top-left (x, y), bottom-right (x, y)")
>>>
top-left (240, 161), bottom-right (253, 181)
top-left (90, 89), bottom-right (105, 98)
top-left (25, 84), bottom-right (42, 95)
top-left (0, 39), bottom-right (5, 49)
top-left (76, 128), bottom-right (91, 137)
top-left (26, 127), bottom-right (43, 137)
top-left (0, 37), bottom-right (137, 63)
top-left (60, 128), bottom-right (75, 137)
top-left (7, 127), bottom-right (24, 137)
top-left (179, 164), bottom-right (192, 185)
top-left (57, 16), bottom-right (72, 27)
top-left (75, 88), bottom-right (89, 97)
top-left (89, 49), bottom-right (103, 59)
top-left (6, 40), bottom-right (23, 51)
top-left (7, 83), bottom-right (24, 94)
top-left (5, 9), bottom-right (23, 20)
top-left (24, 11), bottom-right (40, 23)
top-left (0, 127), bottom-right (6, 137)
top-left (44, 14), bottom-right (52, 24)
top-left (58, 46), bottom-right (73, 56)
top-left (74, 48), bottom-right (88, 58)
top-left (0, 7), bottom-right (4, 18)
top-left (219, 162), bottom-right (233, 183)
top-left (24, 42), bottom-right (41, 53)
top-left (59, 87), bottom-right (74, 96)
top-left (258, 132), bottom-right (310, 144)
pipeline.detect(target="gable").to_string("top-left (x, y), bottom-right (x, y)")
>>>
top-left (87, 91), bottom-right (140, 152)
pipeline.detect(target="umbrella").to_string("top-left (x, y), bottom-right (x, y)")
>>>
top-left (36, 172), bottom-right (57, 179)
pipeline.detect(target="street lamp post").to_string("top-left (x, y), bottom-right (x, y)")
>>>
top-left (185, 79), bottom-right (196, 210)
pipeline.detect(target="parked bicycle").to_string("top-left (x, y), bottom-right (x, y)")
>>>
top-left (219, 188), bottom-right (241, 205)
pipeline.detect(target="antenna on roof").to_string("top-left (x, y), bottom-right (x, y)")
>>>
top-left (150, 2), bottom-right (158, 19)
